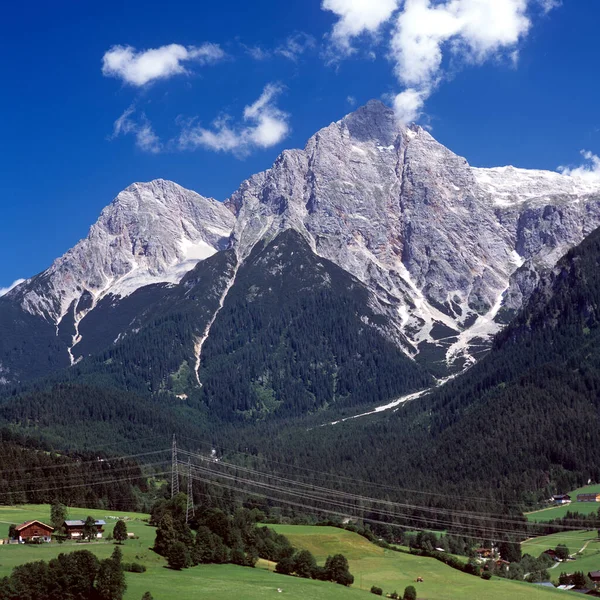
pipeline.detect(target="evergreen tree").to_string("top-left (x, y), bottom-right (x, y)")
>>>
top-left (113, 520), bottom-right (128, 544)
top-left (154, 513), bottom-right (177, 556)
top-left (96, 547), bottom-right (127, 600)
top-left (324, 554), bottom-right (354, 586)
top-left (83, 516), bottom-right (98, 542)
top-left (50, 499), bottom-right (67, 533)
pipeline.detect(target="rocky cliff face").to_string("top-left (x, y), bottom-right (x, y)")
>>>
top-left (6, 180), bottom-right (234, 363)
top-left (227, 100), bottom-right (600, 371)
top-left (4, 100), bottom-right (600, 381)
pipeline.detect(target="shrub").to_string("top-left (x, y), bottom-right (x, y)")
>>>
top-left (167, 541), bottom-right (189, 571)
top-left (481, 571), bottom-right (492, 580)
top-left (121, 562), bottom-right (146, 573)
top-left (403, 585), bottom-right (417, 600)
top-left (370, 586), bottom-right (383, 595)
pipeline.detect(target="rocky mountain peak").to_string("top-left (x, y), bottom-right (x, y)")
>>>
top-left (9, 179), bottom-right (235, 327)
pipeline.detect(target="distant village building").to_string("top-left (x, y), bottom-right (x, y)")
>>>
top-left (589, 571), bottom-right (600, 583)
top-left (475, 548), bottom-right (494, 559)
top-left (552, 494), bottom-right (572, 505)
top-left (63, 519), bottom-right (106, 539)
top-left (577, 493), bottom-right (600, 502)
top-left (14, 520), bottom-right (54, 543)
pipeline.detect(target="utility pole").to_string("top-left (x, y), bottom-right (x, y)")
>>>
top-left (186, 457), bottom-right (194, 523)
top-left (171, 434), bottom-right (179, 498)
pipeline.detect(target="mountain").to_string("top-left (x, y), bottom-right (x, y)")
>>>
top-left (235, 223), bottom-right (600, 504)
top-left (2, 100), bottom-right (600, 413)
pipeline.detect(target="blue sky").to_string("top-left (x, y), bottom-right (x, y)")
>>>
top-left (1, 0), bottom-right (599, 291)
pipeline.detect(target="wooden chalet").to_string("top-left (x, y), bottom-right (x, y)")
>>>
top-left (552, 494), bottom-right (572, 505)
top-left (14, 520), bottom-right (54, 543)
top-left (577, 493), bottom-right (600, 503)
top-left (589, 571), bottom-right (600, 583)
top-left (63, 519), bottom-right (106, 539)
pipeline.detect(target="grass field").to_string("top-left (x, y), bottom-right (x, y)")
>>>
top-left (272, 525), bottom-right (578, 599)
top-left (0, 505), bottom-right (583, 599)
top-left (526, 485), bottom-right (600, 522)
top-left (521, 529), bottom-right (600, 583)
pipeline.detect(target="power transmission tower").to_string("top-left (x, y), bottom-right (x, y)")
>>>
top-left (186, 458), bottom-right (195, 523)
top-left (171, 434), bottom-right (179, 498)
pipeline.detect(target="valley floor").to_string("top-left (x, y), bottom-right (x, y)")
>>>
top-left (0, 505), bottom-right (585, 599)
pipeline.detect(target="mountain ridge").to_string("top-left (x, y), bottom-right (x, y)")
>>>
top-left (2, 99), bottom-right (600, 390)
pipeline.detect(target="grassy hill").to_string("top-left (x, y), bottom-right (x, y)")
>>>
top-left (527, 485), bottom-right (600, 522)
top-left (0, 506), bottom-right (585, 599)
top-left (521, 529), bottom-right (600, 583)
top-left (271, 525), bottom-right (576, 600)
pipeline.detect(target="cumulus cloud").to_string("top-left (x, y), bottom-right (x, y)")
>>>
top-left (178, 84), bottom-right (290, 155)
top-left (0, 279), bottom-right (25, 297)
top-left (389, 0), bottom-right (537, 121)
top-left (111, 105), bottom-right (162, 153)
top-left (322, 0), bottom-right (399, 52)
top-left (323, 0), bottom-right (558, 123)
top-left (558, 151), bottom-right (600, 183)
top-left (393, 88), bottom-right (429, 123)
top-left (102, 43), bottom-right (225, 86)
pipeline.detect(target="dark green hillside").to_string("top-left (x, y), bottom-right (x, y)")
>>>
top-left (247, 225), bottom-right (600, 507)
top-left (197, 229), bottom-right (432, 418)
top-left (0, 428), bottom-right (146, 509)
top-left (0, 299), bottom-right (69, 383)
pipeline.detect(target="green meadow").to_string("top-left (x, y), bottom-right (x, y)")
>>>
top-left (0, 505), bottom-right (582, 599)
top-left (526, 485), bottom-right (600, 522)
top-left (521, 529), bottom-right (600, 583)
top-left (271, 525), bottom-right (577, 600)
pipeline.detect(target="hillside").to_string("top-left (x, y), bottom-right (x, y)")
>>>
top-left (0, 507), bottom-right (577, 600)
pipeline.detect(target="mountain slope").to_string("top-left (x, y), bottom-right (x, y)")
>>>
top-left (255, 224), bottom-right (600, 501)
top-left (2, 100), bottom-right (600, 392)
top-left (226, 100), bottom-right (600, 373)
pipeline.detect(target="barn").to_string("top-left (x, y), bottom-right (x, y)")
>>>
top-left (14, 520), bottom-right (54, 543)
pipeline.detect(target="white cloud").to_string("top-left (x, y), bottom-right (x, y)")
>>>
top-left (323, 0), bottom-right (558, 123)
top-left (0, 279), bottom-right (25, 297)
top-left (246, 46), bottom-right (271, 61)
top-left (558, 151), bottom-right (600, 183)
top-left (275, 33), bottom-right (316, 61)
top-left (346, 95), bottom-right (357, 106)
top-left (112, 105), bottom-right (162, 153)
top-left (102, 43), bottom-right (225, 86)
top-left (391, 0), bottom-right (531, 90)
top-left (538, 0), bottom-right (561, 14)
top-left (322, 0), bottom-right (399, 51)
top-left (393, 87), bottom-right (428, 123)
top-left (178, 84), bottom-right (290, 155)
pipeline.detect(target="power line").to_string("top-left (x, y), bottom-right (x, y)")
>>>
top-left (176, 435), bottom-right (538, 509)
top-left (178, 450), bottom-right (594, 536)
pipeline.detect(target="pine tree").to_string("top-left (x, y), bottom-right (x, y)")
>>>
top-left (113, 520), bottom-right (128, 544)
top-left (96, 547), bottom-right (127, 600)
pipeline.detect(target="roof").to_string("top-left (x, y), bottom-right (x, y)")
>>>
top-left (553, 494), bottom-right (571, 499)
top-left (64, 519), bottom-right (106, 527)
top-left (589, 571), bottom-right (600, 578)
top-left (15, 520), bottom-right (54, 532)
